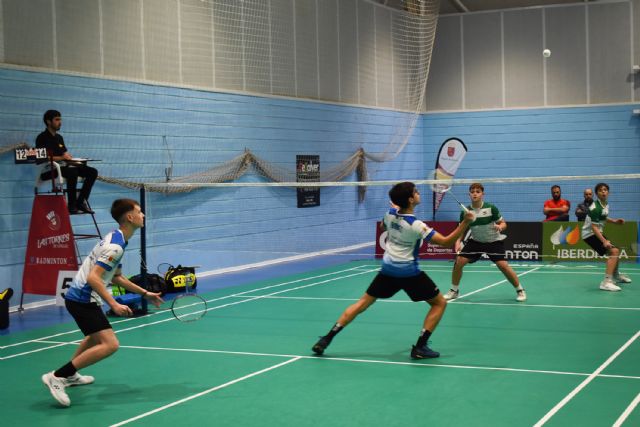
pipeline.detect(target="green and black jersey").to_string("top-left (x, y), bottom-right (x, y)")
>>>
top-left (581, 199), bottom-right (608, 239)
top-left (459, 202), bottom-right (506, 243)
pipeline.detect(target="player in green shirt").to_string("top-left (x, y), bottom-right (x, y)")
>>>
top-left (581, 182), bottom-right (632, 291)
top-left (443, 183), bottom-right (526, 302)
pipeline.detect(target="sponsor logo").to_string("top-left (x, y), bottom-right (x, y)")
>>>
top-left (37, 233), bottom-right (71, 249)
top-left (550, 225), bottom-right (581, 246)
top-left (45, 210), bottom-right (62, 231)
top-left (506, 250), bottom-right (539, 260)
top-left (556, 248), bottom-right (629, 260)
top-left (33, 257), bottom-right (69, 265)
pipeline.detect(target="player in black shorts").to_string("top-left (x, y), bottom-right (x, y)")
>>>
top-left (443, 183), bottom-right (527, 302)
top-left (581, 182), bottom-right (631, 291)
top-left (311, 182), bottom-right (474, 359)
top-left (41, 199), bottom-right (163, 407)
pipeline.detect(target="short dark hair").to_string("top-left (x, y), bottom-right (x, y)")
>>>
top-left (551, 185), bottom-right (561, 191)
top-left (43, 110), bottom-right (61, 125)
top-left (111, 198), bottom-right (139, 223)
top-left (595, 182), bottom-right (609, 193)
top-left (389, 182), bottom-right (416, 209)
top-left (469, 182), bottom-right (484, 192)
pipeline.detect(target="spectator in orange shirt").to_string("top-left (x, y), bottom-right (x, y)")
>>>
top-left (543, 185), bottom-right (570, 221)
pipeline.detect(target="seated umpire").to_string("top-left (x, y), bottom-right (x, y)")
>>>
top-left (36, 110), bottom-right (97, 214)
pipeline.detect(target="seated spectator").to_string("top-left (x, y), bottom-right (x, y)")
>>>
top-left (575, 188), bottom-right (594, 221)
top-left (36, 110), bottom-right (98, 214)
top-left (543, 185), bottom-right (570, 221)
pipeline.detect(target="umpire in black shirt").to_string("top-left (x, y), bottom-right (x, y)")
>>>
top-left (36, 110), bottom-right (98, 214)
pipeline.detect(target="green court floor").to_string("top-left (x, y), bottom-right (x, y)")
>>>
top-left (1, 261), bottom-right (639, 426)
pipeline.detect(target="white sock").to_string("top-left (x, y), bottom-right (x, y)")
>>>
top-left (451, 285), bottom-right (459, 291)
top-left (515, 285), bottom-right (523, 291)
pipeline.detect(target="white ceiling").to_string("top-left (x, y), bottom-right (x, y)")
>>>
top-left (439, 0), bottom-right (596, 14)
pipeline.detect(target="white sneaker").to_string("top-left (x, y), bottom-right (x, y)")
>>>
top-left (443, 288), bottom-right (459, 301)
top-left (42, 372), bottom-right (70, 407)
top-left (600, 280), bottom-right (622, 292)
top-left (516, 289), bottom-right (527, 302)
top-left (65, 372), bottom-right (94, 386)
top-left (614, 274), bottom-right (632, 284)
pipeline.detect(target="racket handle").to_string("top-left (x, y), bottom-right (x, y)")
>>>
top-left (460, 203), bottom-right (469, 212)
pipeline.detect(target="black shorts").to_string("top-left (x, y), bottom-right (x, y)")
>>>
top-left (65, 298), bottom-right (112, 336)
top-left (458, 239), bottom-right (506, 263)
top-left (583, 234), bottom-right (612, 256)
top-left (366, 271), bottom-right (440, 302)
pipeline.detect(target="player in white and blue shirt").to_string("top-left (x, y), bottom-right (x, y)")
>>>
top-left (65, 229), bottom-right (127, 305)
top-left (312, 182), bottom-right (474, 360)
top-left (42, 199), bottom-right (163, 408)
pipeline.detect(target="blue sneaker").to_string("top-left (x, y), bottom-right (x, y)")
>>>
top-left (410, 344), bottom-right (440, 359)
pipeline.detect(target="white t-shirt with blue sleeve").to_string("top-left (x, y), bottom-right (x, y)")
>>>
top-left (65, 229), bottom-right (127, 305)
top-left (381, 209), bottom-right (435, 277)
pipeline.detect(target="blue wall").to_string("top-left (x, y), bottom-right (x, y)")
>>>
top-left (2, 67), bottom-right (639, 305)
top-left (424, 106), bottom-right (640, 221)
top-left (0, 68), bottom-right (424, 304)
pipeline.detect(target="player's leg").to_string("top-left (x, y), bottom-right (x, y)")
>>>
top-left (585, 236), bottom-right (621, 291)
top-left (64, 335), bottom-right (99, 386)
top-left (43, 300), bottom-right (115, 406)
top-left (445, 255), bottom-right (471, 300)
top-left (312, 293), bottom-right (377, 355)
top-left (610, 245), bottom-right (632, 283)
top-left (495, 260), bottom-right (527, 301)
top-left (401, 272), bottom-right (444, 359)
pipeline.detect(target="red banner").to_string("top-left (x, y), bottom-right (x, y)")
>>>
top-left (375, 221), bottom-right (458, 260)
top-left (22, 195), bottom-right (78, 295)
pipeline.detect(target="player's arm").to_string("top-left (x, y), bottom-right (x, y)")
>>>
top-left (86, 265), bottom-right (133, 316)
top-left (430, 211), bottom-right (475, 248)
top-left (590, 223), bottom-right (612, 249)
top-left (111, 270), bottom-right (164, 307)
top-left (606, 217), bottom-right (624, 225)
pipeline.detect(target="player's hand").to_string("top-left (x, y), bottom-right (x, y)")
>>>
top-left (614, 218), bottom-right (624, 225)
top-left (144, 292), bottom-right (164, 308)
top-left (603, 240), bottom-right (613, 249)
top-left (62, 152), bottom-right (73, 161)
top-left (493, 223), bottom-right (503, 232)
top-left (462, 210), bottom-right (475, 224)
top-left (112, 303), bottom-right (133, 317)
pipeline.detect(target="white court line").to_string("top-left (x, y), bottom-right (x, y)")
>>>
top-left (453, 266), bottom-right (543, 301)
top-left (109, 357), bottom-right (301, 427)
top-left (613, 393), bottom-right (640, 427)
top-left (1, 268), bottom-right (378, 360)
top-left (225, 295), bottom-right (640, 312)
top-left (0, 265), bottom-right (366, 350)
top-left (30, 340), bottom-right (640, 381)
top-left (533, 330), bottom-right (640, 427)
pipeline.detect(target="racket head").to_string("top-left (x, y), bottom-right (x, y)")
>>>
top-left (427, 169), bottom-right (455, 195)
top-left (428, 169), bottom-right (468, 212)
top-left (157, 262), bottom-right (172, 275)
top-left (170, 293), bottom-right (207, 322)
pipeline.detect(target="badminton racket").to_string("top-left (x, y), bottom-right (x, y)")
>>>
top-left (171, 283), bottom-right (207, 323)
top-left (427, 169), bottom-right (469, 213)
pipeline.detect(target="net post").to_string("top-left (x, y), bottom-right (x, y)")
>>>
top-left (140, 185), bottom-right (148, 312)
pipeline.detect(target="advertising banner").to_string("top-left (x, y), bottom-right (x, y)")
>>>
top-left (432, 138), bottom-right (467, 219)
top-left (542, 221), bottom-right (638, 263)
top-left (296, 155), bottom-right (320, 208)
top-left (503, 222), bottom-right (542, 261)
top-left (22, 195), bottom-right (78, 295)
